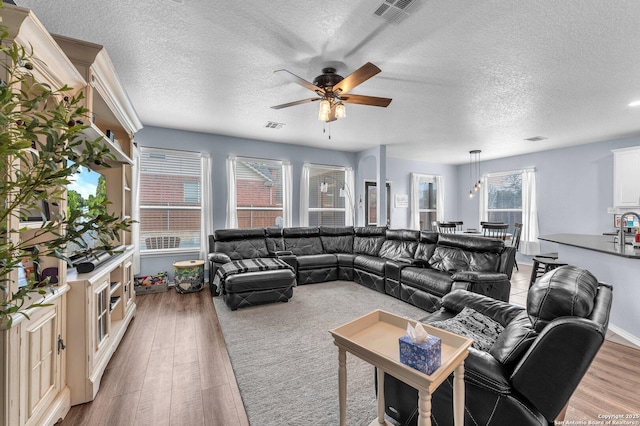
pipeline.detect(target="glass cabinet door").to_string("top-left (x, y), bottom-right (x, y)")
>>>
top-left (96, 284), bottom-right (109, 348)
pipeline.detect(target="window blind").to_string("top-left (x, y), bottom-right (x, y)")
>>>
top-left (307, 165), bottom-right (348, 227)
top-left (235, 157), bottom-right (284, 228)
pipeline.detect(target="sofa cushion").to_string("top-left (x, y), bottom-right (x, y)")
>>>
top-left (400, 267), bottom-right (453, 297)
top-left (265, 227), bottom-right (285, 253)
top-left (296, 254), bottom-right (338, 270)
top-left (437, 233), bottom-right (505, 253)
top-left (429, 307), bottom-right (505, 352)
top-left (353, 226), bottom-right (387, 256)
top-left (319, 226), bottom-right (354, 254)
top-left (214, 239), bottom-right (269, 260)
top-left (378, 229), bottom-right (420, 260)
top-left (283, 227), bottom-right (323, 256)
top-left (527, 265), bottom-right (599, 332)
top-left (353, 254), bottom-right (387, 275)
top-left (428, 246), bottom-right (500, 273)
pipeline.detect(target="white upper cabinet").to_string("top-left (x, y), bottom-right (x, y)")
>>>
top-left (613, 146), bottom-right (640, 208)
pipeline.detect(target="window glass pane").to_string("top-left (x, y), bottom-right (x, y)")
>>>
top-left (419, 211), bottom-right (437, 231)
top-left (307, 166), bottom-right (348, 226)
top-left (236, 158), bottom-right (283, 228)
top-left (487, 173), bottom-right (522, 209)
top-left (418, 177), bottom-right (437, 210)
top-left (139, 148), bottom-right (202, 250)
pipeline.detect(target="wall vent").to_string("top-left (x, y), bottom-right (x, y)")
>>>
top-left (264, 121), bottom-right (285, 129)
top-left (524, 136), bottom-right (548, 142)
top-left (374, 0), bottom-right (419, 24)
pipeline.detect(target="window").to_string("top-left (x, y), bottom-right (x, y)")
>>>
top-left (139, 148), bottom-right (203, 252)
top-left (306, 165), bottom-right (353, 227)
top-left (410, 173), bottom-right (442, 230)
top-left (485, 171), bottom-right (522, 232)
top-left (235, 157), bottom-right (284, 228)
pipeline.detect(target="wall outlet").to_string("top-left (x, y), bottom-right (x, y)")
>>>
top-left (607, 207), bottom-right (615, 214)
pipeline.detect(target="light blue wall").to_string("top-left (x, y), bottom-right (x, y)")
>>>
top-left (456, 135), bottom-right (640, 255)
top-left (134, 125), bottom-right (640, 278)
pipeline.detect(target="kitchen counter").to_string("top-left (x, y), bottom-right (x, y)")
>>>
top-left (539, 233), bottom-right (640, 259)
top-left (537, 233), bottom-right (640, 346)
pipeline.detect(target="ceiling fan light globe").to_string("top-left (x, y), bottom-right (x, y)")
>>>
top-left (335, 103), bottom-right (346, 119)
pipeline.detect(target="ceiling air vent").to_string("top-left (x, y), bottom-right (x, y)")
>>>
top-left (265, 121), bottom-right (285, 130)
top-left (374, 0), bottom-right (419, 24)
top-left (524, 136), bottom-right (548, 142)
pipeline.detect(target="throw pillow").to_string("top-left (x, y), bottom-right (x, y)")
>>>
top-left (428, 307), bottom-right (505, 352)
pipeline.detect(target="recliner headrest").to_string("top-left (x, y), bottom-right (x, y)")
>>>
top-left (527, 265), bottom-right (598, 332)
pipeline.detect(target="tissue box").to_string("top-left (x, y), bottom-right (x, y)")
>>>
top-left (399, 333), bottom-right (442, 375)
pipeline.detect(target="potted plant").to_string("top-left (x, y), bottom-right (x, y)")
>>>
top-left (0, 12), bottom-right (131, 327)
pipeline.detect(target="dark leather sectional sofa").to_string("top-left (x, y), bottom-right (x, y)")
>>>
top-left (209, 226), bottom-right (516, 312)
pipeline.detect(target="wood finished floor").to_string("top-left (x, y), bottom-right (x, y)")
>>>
top-left (59, 264), bottom-right (640, 425)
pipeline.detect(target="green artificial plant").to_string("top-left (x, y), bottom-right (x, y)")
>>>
top-left (0, 10), bottom-right (132, 327)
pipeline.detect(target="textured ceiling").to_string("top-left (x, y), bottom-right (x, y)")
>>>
top-left (15, 0), bottom-right (640, 164)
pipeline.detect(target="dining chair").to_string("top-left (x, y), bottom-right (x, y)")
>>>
top-left (511, 223), bottom-right (523, 270)
top-left (450, 221), bottom-right (464, 231)
top-left (436, 221), bottom-right (457, 233)
top-left (481, 222), bottom-right (508, 240)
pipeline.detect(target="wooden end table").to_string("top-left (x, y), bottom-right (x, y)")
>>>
top-left (330, 310), bottom-right (473, 426)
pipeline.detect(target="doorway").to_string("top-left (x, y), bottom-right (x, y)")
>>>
top-left (364, 181), bottom-right (391, 226)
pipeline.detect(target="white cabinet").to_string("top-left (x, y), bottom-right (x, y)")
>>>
top-left (66, 249), bottom-right (136, 405)
top-left (613, 146), bottom-right (640, 208)
top-left (1, 290), bottom-right (71, 426)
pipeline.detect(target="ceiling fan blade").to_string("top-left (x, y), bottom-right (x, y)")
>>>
top-left (271, 97), bottom-right (320, 110)
top-left (341, 94), bottom-right (392, 107)
top-left (332, 62), bottom-right (381, 94)
top-left (274, 69), bottom-right (324, 93)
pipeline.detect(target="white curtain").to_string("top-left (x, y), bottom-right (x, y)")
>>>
top-left (200, 153), bottom-right (213, 261)
top-left (225, 156), bottom-right (238, 228)
top-left (479, 174), bottom-right (488, 223)
top-left (282, 161), bottom-right (293, 227)
top-left (345, 168), bottom-right (355, 226)
top-left (435, 175), bottom-right (445, 222)
top-left (409, 173), bottom-right (420, 229)
top-left (299, 164), bottom-right (310, 227)
top-left (521, 168), bottom-right (540, 255)
top-left (132, 145), bottom-right (141, 274)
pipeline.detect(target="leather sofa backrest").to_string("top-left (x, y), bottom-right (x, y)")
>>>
top-left (428, 246), bottom-right (500, 273)
top-left (379, 229), bottom-right (420, 260)
top-left (265, 227), bottom-right (285, 253)
top-left (437, 233), bottom-right (505, 253)
top-left (319, 226), bottom-right (354, 254)
top-left (527, 265), bottom-right (599, 332)
top-left (414, 231), bottom-right (439, 261)
top-left (213, 228), bottom-right (269, 260)
top-left (353, 226), bottom-right (386, 256)
top-left (283, 226), bottom-right (324, 256)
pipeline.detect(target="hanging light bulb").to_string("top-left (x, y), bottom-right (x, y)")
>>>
top-left (318, 98), bottom-right (331, 121)
top-left (469, 190), bottom-right (474, 198)
top-left (335, 102), bottom-right (346, 119)
top-left (320, 178), bottom-right (328, 193)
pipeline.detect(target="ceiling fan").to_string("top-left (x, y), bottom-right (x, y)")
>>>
top-left (271, 62), bottom-right (392, 122)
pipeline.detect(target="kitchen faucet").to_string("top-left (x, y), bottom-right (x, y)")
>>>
top-left (618, 211), bottom-right (640, 247)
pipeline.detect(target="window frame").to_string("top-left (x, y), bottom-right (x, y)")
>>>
top-left (306, 164), bottom-right (350, 227)
top-left (138, 147), bottom-right (204, 256)
top-left (234, 156), bottom-right (285, 229)
top-left (483, 169), bottom-right (523, 233)
top-left (411, 173), bottom-right (442, 231)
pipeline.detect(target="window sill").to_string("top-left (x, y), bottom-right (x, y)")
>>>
top-left (141, 248), bottom-right (201, 257)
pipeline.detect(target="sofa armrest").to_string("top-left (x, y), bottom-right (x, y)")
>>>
top-left (451, 271), bottom-right (511, 302)
top-left (441, 290), bottom-right (524, 325)
top-left (209, 252), bottom-right (232, 264)
top-left (269, 250), bottom-right (293, 257)
top-left (463, 348), bottom-right (512, 395)
top-left (396, 257), bottom-right (429, 267)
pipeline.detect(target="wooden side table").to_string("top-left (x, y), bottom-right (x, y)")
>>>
top-left (330, 310), bottom-right (473, 426)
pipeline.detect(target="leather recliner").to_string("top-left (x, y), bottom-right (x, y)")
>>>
top-left (381, 265), bottom-right (613, 426)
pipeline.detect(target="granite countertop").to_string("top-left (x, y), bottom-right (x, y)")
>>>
top-left (539, 233), bottom-right (640, 259)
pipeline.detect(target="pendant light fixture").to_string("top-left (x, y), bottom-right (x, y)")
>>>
top-left (468, 149), bottom-right (481, 198)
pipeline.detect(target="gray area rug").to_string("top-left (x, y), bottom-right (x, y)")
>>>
top-left (213, 281), bottom-right (428, 426)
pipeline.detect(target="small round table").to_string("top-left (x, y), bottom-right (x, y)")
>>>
top-left (174, 260), bottom-right (205, 293)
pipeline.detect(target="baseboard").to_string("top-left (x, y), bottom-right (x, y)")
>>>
top-left (606, 324), bottom-right (640, 349)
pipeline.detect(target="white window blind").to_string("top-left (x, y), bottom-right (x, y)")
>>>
top-left (307, 165), bottom-right (350, 227)
top-left (235, 157), bottom-right (284, 228)
top-left (139, 147), bottom-right (203, 251)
